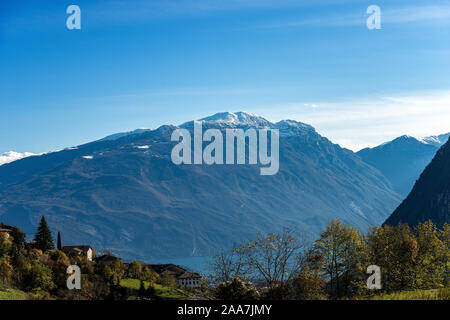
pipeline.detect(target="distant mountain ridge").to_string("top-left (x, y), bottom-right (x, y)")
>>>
top-left (357, 133), bottom-right (449, 197)
top-left (0, 112), bottom-right (401, 261)
top-left (420, 133), bottom-right (450, 147)
top-left (385, 138), bottom-right (450, 227)
top-left (182, 111), bottom-right (316, 136)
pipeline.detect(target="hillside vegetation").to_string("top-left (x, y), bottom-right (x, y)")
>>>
top-left (368, 287), bottom-right (450, 300)
top-left (119, 278), bottom-right (190, 300)
top-left (0, 287), bottom-right (28, 300)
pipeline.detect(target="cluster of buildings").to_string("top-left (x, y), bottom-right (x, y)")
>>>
top-left (60, 246), bottom-right (202, 289)
top-left (0, 222), bottom-right (202, 289)
top-left (148, 264), bottom-right (202, 289)
top-left (0, 223), bottom-right (13, 240)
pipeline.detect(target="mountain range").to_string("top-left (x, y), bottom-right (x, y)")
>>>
top-left (0, 112), bottom-right (401, 261)
top-left (385, 137), bottom-right (450, 227)
top-left (357, 133), bottom-right (449, 197)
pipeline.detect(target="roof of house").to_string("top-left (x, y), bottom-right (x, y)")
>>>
top-left (94, 254), bottom-right (120, 262)
top-left (148, 264), bottom-right (185, 275)
top-left (177, 271), bottom-right (202, 280)
top-left (61, 245), bottom-right (93, 252)
top-left (147, 264), bottom-right (202, 279)
top-left (0, 223), bottom-right (13, 232)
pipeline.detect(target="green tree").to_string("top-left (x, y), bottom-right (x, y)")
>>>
top-left (27, 262), bottom-right (55, 292)
top-left (367, 223), bottom-right (419, 292)
top-left (142, 266), bottom-right (159, 283)
top-left (57, 232), bottom-right (62, 250)
top-left (313, 219), bottom-right (367, 298)
top-left (34, 216), bottom-right (55, 252)
top-left (158, 273), bottom-right (177, 288)
top-left (209, 244), bottom-right (248, 284)
top-left (214, 278), bottom-right (260, 300)
top-left (72, 255), bottom-right (95, 275)
top-left (10, 226), bottom-right (26, 258)
top-left (414, 221), bottom-right (448, 289)
top-left (0, 258), bottom-right (13, 285)
top-left (236, 228), bottom-right (307, 298)
top-left (47, 250), bottom-right (71, 289)
top-left (291, 249), bottom-right (326, 300)
top-left (0, 233), bottom-right (12, 258)
top-left (127, 260), bottom-right (143, 279)
top-left (102, 259), bottom-right (125, 285)
top-left (439, 223), bottom-right (450, 286)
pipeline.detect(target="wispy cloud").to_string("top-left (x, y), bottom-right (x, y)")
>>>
top-left (255, 4), bottom-right (450, 30)
top-left (382, 5), bottom-right (450, 23)
top-left (258, 90), bottom-right (450, 151)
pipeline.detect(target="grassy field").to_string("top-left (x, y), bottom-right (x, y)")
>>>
top-left (368, 287), bottom-right (450, 300)
top-left (3, 280), bottom-right (447, 300)
top-left (0, 287), bottom-right (29, 300)
top-left (119, 278), bottom-right (191, 300)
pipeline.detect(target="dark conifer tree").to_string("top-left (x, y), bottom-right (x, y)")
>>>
top-left (10, 226), bottom-right (26, 258)
top-left (34, 216), bottom-right (55, 252)
top-left (57, 231), bottom-right (62, 250)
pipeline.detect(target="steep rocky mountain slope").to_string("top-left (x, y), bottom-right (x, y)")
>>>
top-left (385, 138), bottom-right (450, 228)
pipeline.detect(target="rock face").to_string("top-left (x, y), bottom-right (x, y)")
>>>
top-left (0, 112), bottom-right (401, 261)
top-left (385, 138), bottom-right (450, 228)
top-left (357, 134), bottom-right (449, 197)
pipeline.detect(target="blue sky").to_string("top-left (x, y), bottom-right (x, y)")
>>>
top-left (1, 0), bottom-right (450, 153)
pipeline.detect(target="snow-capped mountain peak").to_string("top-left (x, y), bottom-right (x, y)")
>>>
top-left (197, 111), bottom-right (272, 128)
top-left (420, 133), bottom-right (450, 147)
top-left (99, 128), bottom-right (151, 142)
top-left (375, 133), bottom-right (450, 149)
top-left (0, 151), bottom-right (37, 166)
top-left (181, 112), bottom-right (315, 138)
top-left (275, 120), bottom-right (315, 136)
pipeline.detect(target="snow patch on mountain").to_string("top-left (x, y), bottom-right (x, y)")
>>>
top-left (376, 133), bottom-right (449, 149)
top-left (275, 120), bottom-right (315, 136)
top-left (197, 111), bottom-right (272, 128)
top-left (135, 145), bottom-right (150, 149)
top-left (0, 151), bottom-right (37, 166)
top-left (420, 133), bottom-right (450, 147)
top-left (181, 112), bottom-right (315, 138)
top-left (100, 128), bottom-right (151, 142)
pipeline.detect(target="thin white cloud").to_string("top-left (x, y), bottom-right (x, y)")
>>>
top-left (382, 5), bottom-right (450, 23)
top-left (0, 151), bottom-right (37, 166)
top-left (256, 4), bottom-right (450, 30)
top-left (258, 90), bottom-right (450, 151)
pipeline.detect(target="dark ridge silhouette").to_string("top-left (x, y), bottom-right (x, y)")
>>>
top-left (385, 137), bottom-right (450, 228)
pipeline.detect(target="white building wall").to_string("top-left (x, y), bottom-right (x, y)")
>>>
top-left (178, 278), bottom-right (201, 289)
top-left (86, 248), bottom-right (93, 261)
